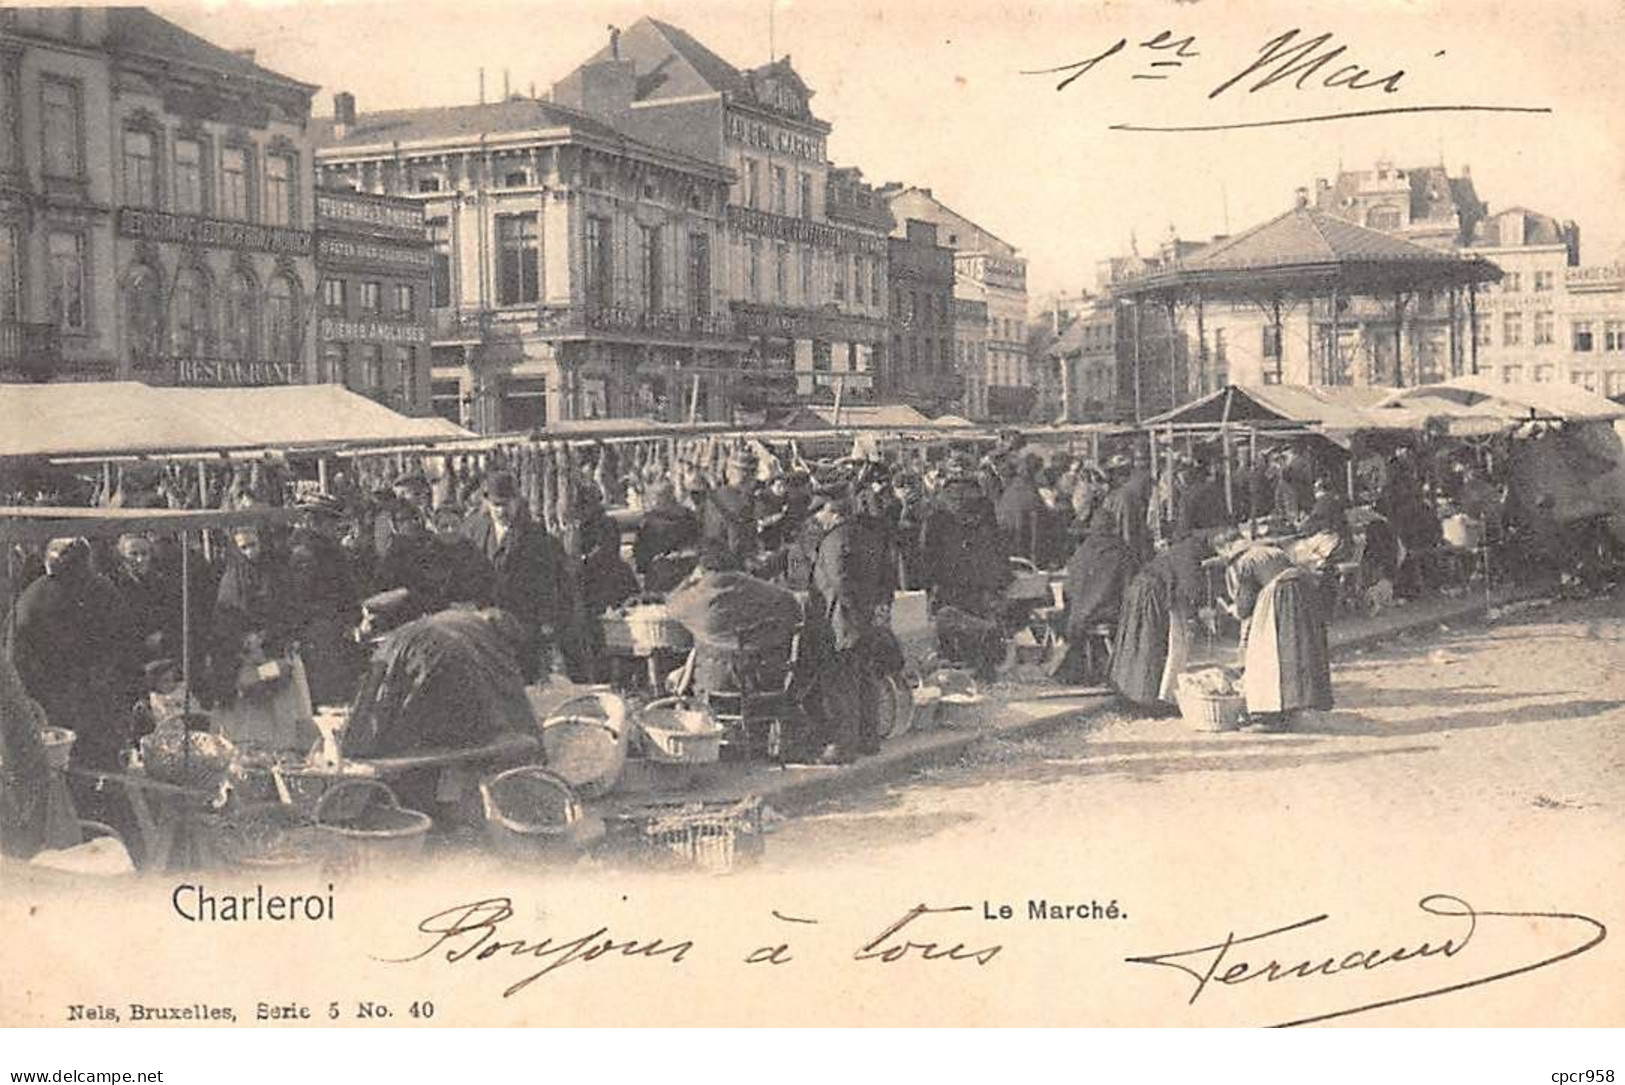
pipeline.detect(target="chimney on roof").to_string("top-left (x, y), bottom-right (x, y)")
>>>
top-left (333, 92), bottom-right (357, 140)
top-left (1294, 186), bottom-right (1309, 210)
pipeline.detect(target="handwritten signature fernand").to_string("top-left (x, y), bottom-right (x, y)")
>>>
top-left (381, 893), bottom-right (1605, 1023)
top-left (1126, 894), bottom-right (1607, 1027)
top-left (1024, 27), bottom-right (1552, 131)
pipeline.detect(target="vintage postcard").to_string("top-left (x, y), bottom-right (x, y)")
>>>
top-left (1, 0), bottom-right (1622, 1031)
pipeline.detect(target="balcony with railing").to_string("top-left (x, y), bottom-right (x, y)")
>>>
top-left (432, 303), bottom-right (739, 345)
top-left (0, 321), bottom-right (62, 380)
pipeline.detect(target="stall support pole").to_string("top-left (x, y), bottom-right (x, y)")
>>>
top-left (1329, 285), bottom-right (1341, 385)
top-left (1346, 458), bottom-right (1355, 503)
top-left (1468, 284), bottom-right (1480, 376)
top-left (318, 456), bottom-right (330, 494)
top-left (1132, 300), bottom-right (1144, 425)
top-left (180, 533), bottom-right (192, 704)
top-left (1448, 286), bottom-right (1461, 378)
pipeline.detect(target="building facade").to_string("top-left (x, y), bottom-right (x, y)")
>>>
top-left (886, 218), bottom-right (959, 412)
top-left (1467, 207), bottom-right (1625, 394)
top-left (881, 185), bottom-right (1029, 420)
top-left (954, 297), bottom-right (988, 419)
top-left (314, 187), bottom-right (431, 414)
top-left (2, 8), bottom-right (319, 388)
top-left (314, 92), bottom-right (738, 432)
top-left (556, 20), bottom-right (891, 414)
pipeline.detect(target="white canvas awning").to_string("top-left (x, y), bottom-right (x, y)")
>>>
top-left (0, 382), bottom-right (470, 459)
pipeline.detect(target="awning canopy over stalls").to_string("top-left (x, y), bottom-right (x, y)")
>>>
top-left (1380, 376), bottom-right (1625, 425)
top-left (0, 382), bottom-right (470, 460)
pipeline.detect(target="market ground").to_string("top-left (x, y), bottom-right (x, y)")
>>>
top-left (766, 592), bottom-right (1625, 870)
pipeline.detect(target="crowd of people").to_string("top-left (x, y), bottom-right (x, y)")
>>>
top-left (5, 426), bottom-right (1618, 856)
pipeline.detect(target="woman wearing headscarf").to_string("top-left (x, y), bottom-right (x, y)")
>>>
top-left (1222, 536), bottom-right (1333, 731)
top-left (1109, 530), bottom-right (1206, 711)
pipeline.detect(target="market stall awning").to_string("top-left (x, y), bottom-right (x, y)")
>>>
top-left (1142, 384), bottom-right (1390, 429)
top-left (0, 382), bottom-right (471, 459)
top-left (1380, 376), bottom-right (1625, 424)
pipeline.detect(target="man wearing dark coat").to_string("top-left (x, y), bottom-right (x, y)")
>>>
top-left (666, 548), bottom-right (802, 699)
top-left (994, 458), bottom-right (1042, 562)
top-left (9, 539), bottom-right (138, 830)
top-left (461, 471), bottom-right (578, 682)
top-left (919, 472), bottom-right (1011, 678)
top-left (805, 493), bottom-right (892, 763)
top-left (702, 454), bottom-right (761, 566)
top-left (633, 479), bottom-right (702, 593)
top-left (109, 533), bottom-right (186, 672)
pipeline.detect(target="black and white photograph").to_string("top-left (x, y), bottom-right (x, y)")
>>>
top-left (0, 0), bottom-right (1621, 1055)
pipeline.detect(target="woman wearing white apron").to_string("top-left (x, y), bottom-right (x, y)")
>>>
top-left (1224, 540), bottom-right (1333, 731)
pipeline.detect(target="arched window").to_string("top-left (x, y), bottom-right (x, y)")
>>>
top-left (221, 271), bottom-right (258, 360)
top-left (170, 267), bottom-right (212, 358)
top-left (123, 263), bottom-right (164, 364)
top-left (265, 274), bottom-right (299, 362)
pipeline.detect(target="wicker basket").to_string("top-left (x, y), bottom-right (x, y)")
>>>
top-left (312, 779), bottom-right (431, 869)
top-left (1006, 557), bottom-right (1052, 601)
top-left (636, 697), bottom-right (723, 764)
top-left (605, 604), bottom-right (693, 655)
top-left (479, 765), bottom-right (587, 861)
top-left (608, 797), bottom-right (765, 874)
top-left (1175, 687), bottom-right (1246, 732)
top-left (541, 692), bottom-right (629, 798)
top-left (214, 802), bottom-right (325, 870)
top-left (139, 729), bottom-right (237, 791)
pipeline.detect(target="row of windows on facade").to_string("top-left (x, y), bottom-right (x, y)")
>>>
top-left (892, 334), bottom-right (952, 376)
top-left (428, 214), bottom-right (720, 316)
top-left (360, 159), bottom-right (711, 214)
top-left (1495, 270), bottom-right (1558, 293)
top-left (742, 237), bottom-right (882, 310)
top-left (123, 261), bottom-right (303, 362)
top-left (318, 340), bottom-right (420, 403)
top-left (0, 223), bottom-right (301, 355)
top-left (740, 159), bottom-right (818, 220)
top-left (1490, 364), bottom-right (1625, 395)
top-left (1486, 314), bottom-right (1625, 350)
top-left (322, 278), bottom-right (415, 316)
top-left (119, 123), bottom-right (301, 226)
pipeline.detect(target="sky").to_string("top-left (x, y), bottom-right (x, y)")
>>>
top-left (152, 0), bottom-right (1625, 300)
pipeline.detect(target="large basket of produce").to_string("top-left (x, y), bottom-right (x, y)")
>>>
top-left (213, 802), bottom-right (324, 870)
top-left (479, 765), bottom-right (592, 861)
top-left (312, 779), bottom-right (431, 867)
top-left (139, 728), bottom-right (237, 791)
top-left (1006, 557), bottom-right (1052, 602)
top-left (637, 697), bottom-right (723, 764)
top-left (1175, 668), bottom-right (1246, 732)
top-left (605, 797), bottom-right (765, 874)
top-left (541, 692), bottom-right (629, 799)
top-left (604, 603), bottom-right (692, 655)
top-left (40, 727), bottom-right (75, 771)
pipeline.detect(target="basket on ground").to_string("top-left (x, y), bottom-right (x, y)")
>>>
top-left (1006, 557), bottom-right (1052, 602)
top-left (214, 802), bottom-right (324, 869)
top-left (1175, 670), bottom-right (1246, 732)
top-left (541, 691), bottom-right (629, 798)
top-left (607, 797), bottom-right (765, 874)
top-left (311, 779), bottom-right (431, 868)
top-left (479, 765), bottom-right (590, 860)
top-left (636, 697), bottom-right (723, 764)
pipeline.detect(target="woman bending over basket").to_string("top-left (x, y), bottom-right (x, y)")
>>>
top-left (1220, 536), bottom-right (1333, 733)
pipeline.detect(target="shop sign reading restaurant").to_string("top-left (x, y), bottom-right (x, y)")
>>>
top-left (174, 358), bottom-right (301, 386)
top-left (118, 208), bottom-right (312, 256)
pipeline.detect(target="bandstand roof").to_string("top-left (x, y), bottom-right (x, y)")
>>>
top-left (1114, 208), bottom-right (1502, 300)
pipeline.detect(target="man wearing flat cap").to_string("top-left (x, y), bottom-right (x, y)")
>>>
top-left (461, 470), bottom-right (577, 681)
top-left (702, 451), bottom-right (761, 567)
